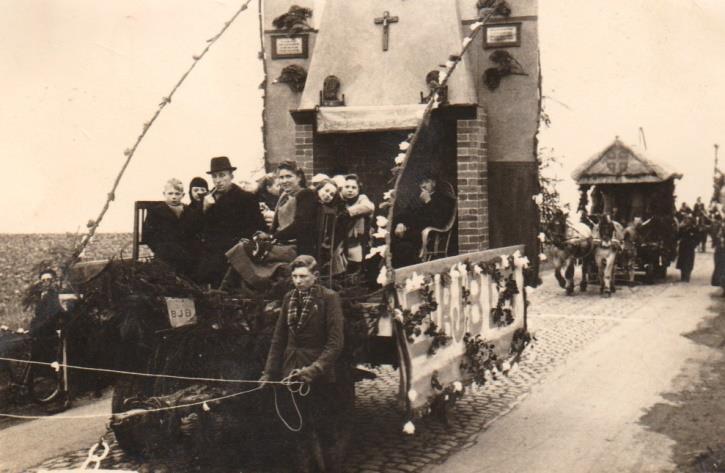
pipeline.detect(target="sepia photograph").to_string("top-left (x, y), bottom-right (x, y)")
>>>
top-left (0, 0), bottom-right (724, 472)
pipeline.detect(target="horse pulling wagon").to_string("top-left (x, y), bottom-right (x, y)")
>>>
top-left (573, 138), bottom-right (681, 285)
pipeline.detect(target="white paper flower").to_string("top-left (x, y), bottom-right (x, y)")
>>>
top-left (399, 141), bottom-right (410, 151)
top-left (15, 328), bottom-right (26, 334)
top-left (376, 215), bottom-right (389, 228)
top-left (405, 273), bottom-right (426, 292)
top-left (538, 253), bottom-right (548, 262)
top-left (402, 421), bottom-right (416, 435)
top-left (367, 245), bottom-right (387, 260)
top-left (407, 389), bottom-right (418, 402)
top-left (499, 255), bottom-right (509, 269)
top-left (513, 250), bottom-right (522, 259)
top-left (438, 71), bottom-right (448, 83)
top-left (532, 193), bottom-right (544, 206)
top-left (395, 153), bottom-right (406, 165)
top-left (445, 60), bottom-right (455, 69)
top-left (383, 190), bottom-right (393, 201)
top-left (377, 266), bottom-right (389, 286)
top-left (202, 401), bottom-right (211, 412)
top-left (50, 361), bottom-right (60, 372)
top-left (470, 21), bottom-right (483, 31)
top-left (538, 232), bottom-right (546, 242)
top-left (453, 381), bottom-right (463, 392)
top-left (372, 229), bottom-right (388, 240)
top-left (473, 264), bottom-right (482, 275)
top-left (394, 308), bottom-right (404, 323)
top-left (0, 325), bottom-right (8, 331)
top-left (462, 37), bottom-right (472, 48)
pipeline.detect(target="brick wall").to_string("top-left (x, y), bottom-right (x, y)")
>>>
top-left (294, 123), bottom-right (314, 180)
top-left (456, 107), bottom-right (489, 253)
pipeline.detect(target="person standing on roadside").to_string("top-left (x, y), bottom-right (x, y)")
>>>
top-left (676, 213), bottom-right (699, 282)
top-left (260, 255), bottom-right (351, 473)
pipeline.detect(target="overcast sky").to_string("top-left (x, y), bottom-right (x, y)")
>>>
top-left (0, 0), bottom-right (723, 233)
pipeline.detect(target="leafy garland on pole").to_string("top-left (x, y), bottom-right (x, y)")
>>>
top-left (374, 4), bottom-right (510, 287)
top-left (57, 0), bottom-right (255, 282)
top-left (360, 1), bottom-right (531, 433)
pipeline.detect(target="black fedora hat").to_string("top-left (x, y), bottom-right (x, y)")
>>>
top-left (207, 156), bottom-right (237, 174)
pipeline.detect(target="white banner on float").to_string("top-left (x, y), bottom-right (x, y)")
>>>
top-left (393, 246), bottom-right (527, 412)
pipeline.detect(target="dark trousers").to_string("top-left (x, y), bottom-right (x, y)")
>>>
top-left (391, 234), bottom-right (422, 268)
top-left (293, 382), bottom-right (353, 473)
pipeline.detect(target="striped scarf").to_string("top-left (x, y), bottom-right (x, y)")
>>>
top-left (287, 287), bottom-right (315, 331)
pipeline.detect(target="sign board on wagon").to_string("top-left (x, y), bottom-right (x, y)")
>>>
top-left (164, 297), bottom-right (197, 328)
top-left (393, 245), bottom-right (527, 413)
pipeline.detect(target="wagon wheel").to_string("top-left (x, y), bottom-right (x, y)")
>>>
top-left (655, 263), bottom-right (667, 279)
top-left (112, 375), bottom-right (153, 456)
top-left (644, 263), bottom-right (656, 285)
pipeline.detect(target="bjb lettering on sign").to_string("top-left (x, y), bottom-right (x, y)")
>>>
top-left (165, 297), bottom-right (197, 328)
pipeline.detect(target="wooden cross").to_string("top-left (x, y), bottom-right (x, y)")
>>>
top-left (374, 11), bottom-right (399, 51)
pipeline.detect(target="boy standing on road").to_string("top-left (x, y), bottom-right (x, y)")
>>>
top-left (260, 255), bottom-right (351, 473)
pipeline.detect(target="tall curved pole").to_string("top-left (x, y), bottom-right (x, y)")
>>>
top-left (382, 5), bottom-right (505, 279)
top-left (61, 0), bottom-right (255, 278)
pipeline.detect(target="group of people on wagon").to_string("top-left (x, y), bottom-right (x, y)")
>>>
top-left (143, 155), bottom-right (455, 292)
top-left (143, 157), bottom-right (375, 288)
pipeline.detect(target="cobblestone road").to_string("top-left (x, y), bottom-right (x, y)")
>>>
top-left (33, 260), bottom-right (690, 472)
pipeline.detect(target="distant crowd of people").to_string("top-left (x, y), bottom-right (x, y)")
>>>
top-left (674, 196), bottom-right (725, 289)
top-left (143, 156), bottom-right (457, 291)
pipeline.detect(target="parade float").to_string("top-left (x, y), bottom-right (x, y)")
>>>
top-left (573, 137), bottom-right (682, 283)
top-left (15, 0), bottom-right (542, 462)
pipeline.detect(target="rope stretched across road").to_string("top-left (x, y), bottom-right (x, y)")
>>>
top-left (0, 355), bottom-right (300, 386)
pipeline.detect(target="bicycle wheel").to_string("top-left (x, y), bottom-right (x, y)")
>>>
top-left (28, 362), bottom-right (62, 404)
top-left (0, 335), bottom-right (33, 405)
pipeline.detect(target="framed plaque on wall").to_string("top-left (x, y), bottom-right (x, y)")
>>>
top-left (271, 34), bottom-right (309, 59)
top-left (483, 23), bottom-right (521, 48)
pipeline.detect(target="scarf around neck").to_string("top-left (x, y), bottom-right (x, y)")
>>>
top-left (287, 286), bottom-right (317, 331)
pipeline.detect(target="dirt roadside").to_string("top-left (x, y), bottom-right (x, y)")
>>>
top-left (639, 293), bottom-right (725, 473)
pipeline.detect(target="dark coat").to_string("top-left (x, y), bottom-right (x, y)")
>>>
top-left (676, 224), bottom-right (699, 273)
top-left (264, 285), bottom-right (344, 384)
top-left (30, 288), bottom-right (64, 339)
top-left (397, 191), bottom-right (455, 237)
top-left (392, 192), bottom-right (455, 267)
top-left (272, 188), bottom-right (319, 257)
top-left (203, 184), bottom-right (266, 251)
top-left (198, 184), bottom-right (266, 285)
top-left (144, 203), bottom-right (202, 277)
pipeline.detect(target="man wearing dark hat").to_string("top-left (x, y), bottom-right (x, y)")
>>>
top-left (260, 255), bottom-right (351, 473)
top-left (196, 156), bottom-right (266, 286)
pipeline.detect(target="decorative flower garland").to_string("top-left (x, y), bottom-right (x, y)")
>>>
top-left (460, 327), bottom-right (534, 387)
top-left (395, 251), bottom-right (529, 360)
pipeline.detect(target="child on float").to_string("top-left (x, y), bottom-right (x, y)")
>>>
top-left (144, 178), bottom-right (202, 277)
top-left (313, 178), bottom-right (348, 276)
top-left (339, 174), bottom-right (375, 274)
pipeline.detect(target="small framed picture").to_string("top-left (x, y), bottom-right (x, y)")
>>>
top-left (271, 34), bottom-right (309, 59)
top-left (483, 23), bottom-right (521, 49)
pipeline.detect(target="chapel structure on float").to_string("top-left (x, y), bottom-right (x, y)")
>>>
top-left (260, 0), bottom-right (540, 262)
